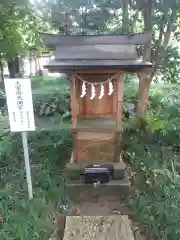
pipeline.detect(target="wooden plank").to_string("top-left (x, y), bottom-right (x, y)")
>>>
top-left (116, 101), bottom-right (123, 129)
top-left (56, 44), bottom-right (137, 60)
top-left (73, 68), bottom-right (149, 74)
top-left (72, 128), bottom-right (120, 133)
top-left (116, 73), bottom-right (124, 130)
top-left (76, 69), bottom-right (121, 74)
top-left (77, 74), bottom-right (116, 117)
top-left (86, 84), bottom-right (97, 115)
top-left (76, 132), bottom-right (116, 163)
top-left (115, 73), bottom-right (124, 162)
top-left (96, 82), bottom-right (113, 115)
top-left (70, 73), bottom-right (77, 163)
top-left (72, 132), bottom-right (77, 163)
top-left (77, 132), bottom-right (114, 140)
top-left (41, 32), bottom-right (152, 46)
top-left (113, 80), bottom-right (117, 114)
top-left (70, 73), bottom-right (77, 129)
top-left (63, 216), bottom-right (134, 240)
top-left (44, 63), bottom-right (152, 74)
top-left (77, 118), bottom-right (116, 129)
top-left (78, 114), bottom-right (116, 119)
top-left (45, 60), bottom-right (152, 68)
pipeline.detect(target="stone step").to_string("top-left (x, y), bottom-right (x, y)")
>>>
top-left (63, 215), bottom-right (134, 240)
top-left (66, 177), bottom-right (130, 203)
top-left (65, 162), bottom-right (126, 180)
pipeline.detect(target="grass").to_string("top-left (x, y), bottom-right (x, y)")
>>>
top-left (0, 117), bottom-right (72, 239)
top-left (31, 76), bottom-right (69, 95)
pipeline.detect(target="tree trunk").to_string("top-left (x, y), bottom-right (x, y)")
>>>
top-left (136, 73), bottom-right (152, 120)
top-left (19, 57), bottom-right (24, 77)
top-left (7, 56), bottom-right (20, 78)
top-left (29, 57), bottom-right (33, 76)
top-left (0, 58), bottom-right (4, 88)
top-left (34, 55), bottom-right (38, 76)
top-left (7, 58), bottom-right (16, 78)
top-left (136, 1), bottom-right (177, 120)
top-left (48, 52), bottom-right (51, 61)
top-left (136, 0), bottom-right (153, 120)
top-left (36, 57), bottom-right (43, 76)
top-left (38, 57), bottom-right (42, 75)
top-left (122, 0), bottom-right (129, 33)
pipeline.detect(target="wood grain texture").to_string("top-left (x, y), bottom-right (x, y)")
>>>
top-left (63, 215), bottom-right (134, 240)
top-left (70, 74), bottom-right (77, 163)
top-left (72, 132), bottom-right (77, 163)
top-left (44, 60), bottom-right (152, 73)
top-left (56, 44), bottom-right (137, 60)
top-left (116, 73), bottom-right (124, 130)
top-left (77, 118), bottom-right (116, 129)
top-left (77, 74), bottom-right (117, 117)
top-left (76, 132), bottom-right (115, 163)
top-left (70, 74), bottom-right (77, 129)
top-left (115, 73), bottom-right (124, 162)
top-left (73, 68), bottom-right (150, 74)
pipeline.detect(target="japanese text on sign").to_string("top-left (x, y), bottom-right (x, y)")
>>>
top-left (4, 78), bottom-right (35, 132)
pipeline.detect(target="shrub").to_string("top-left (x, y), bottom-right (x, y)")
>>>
top-left (33, 91), bottom-right (70, 117)
top-left (32, 76), bottom-right (70, 117)
top-left (0, 128), bottom-right (72, 239)
top-left (124, 126), bottom-right (180, 240)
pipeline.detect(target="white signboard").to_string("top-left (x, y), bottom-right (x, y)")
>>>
top-left (4, 78), bottom-right (35, 132)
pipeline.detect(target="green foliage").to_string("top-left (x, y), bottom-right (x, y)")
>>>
top-left (32, 76), bottom-right (70, 119)
top-left (155, 46), bottom-right (180, 83)
top-left (127, 140), bottom-right (180, 240)
top-left (0, 196), bottom-right (54, 240)
top-left (0, 0), bottom-right (31, 57)
top-left (0, 0), bottom-right (53, 68)
top-left (33, 91), bottom-right (70, 117)
top-left (0, 128), bottom-right (72, 240)
top-left (122, 82), bottom-right (180, 240)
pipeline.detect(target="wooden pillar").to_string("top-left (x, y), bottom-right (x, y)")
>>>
top-left (115, 72), bottom-right (124, 162)
top-left (70, 73), bottom-right (77, 162)
top-left (70, 73), bottom-right (77, 128)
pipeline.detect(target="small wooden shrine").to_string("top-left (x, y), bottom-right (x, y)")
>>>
top-left (42, 32), bottom-right (152, 204)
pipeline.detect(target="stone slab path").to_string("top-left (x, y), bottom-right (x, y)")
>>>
top-left (63, 215), bottom-right (134, 240)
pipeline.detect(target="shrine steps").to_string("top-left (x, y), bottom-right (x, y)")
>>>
top-left (66, 177), bottom-right (130, 203)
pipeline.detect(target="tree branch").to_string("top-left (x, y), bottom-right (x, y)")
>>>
top-left (122, 0), bottom-right (129, 33)
top-left (152, 5), bottom-right (177, 76)
top-left (143, 0), bottom-right (153, 61)
top-left (129, 0), bottom-right (137, 9)
top-left (157, 14), bottom-right (165, 47)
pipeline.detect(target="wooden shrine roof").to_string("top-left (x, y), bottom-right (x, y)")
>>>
top-left (44, 59), bottom-right (152, 72)
top-left (41, 32), bottom-right (152, 72)
top-left (41, 32), bottom-right (152, 46)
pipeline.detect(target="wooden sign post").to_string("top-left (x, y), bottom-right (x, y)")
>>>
top-left (4, 78), bottom-right (35, 199)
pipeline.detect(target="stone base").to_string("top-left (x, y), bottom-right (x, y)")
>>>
top-left (66, 177), bottom-right (130, 204)
top-left (65, 162), bottom-right (126, 180)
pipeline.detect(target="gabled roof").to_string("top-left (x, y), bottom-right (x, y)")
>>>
top-left (41, 32), bottom-right (153, 72)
